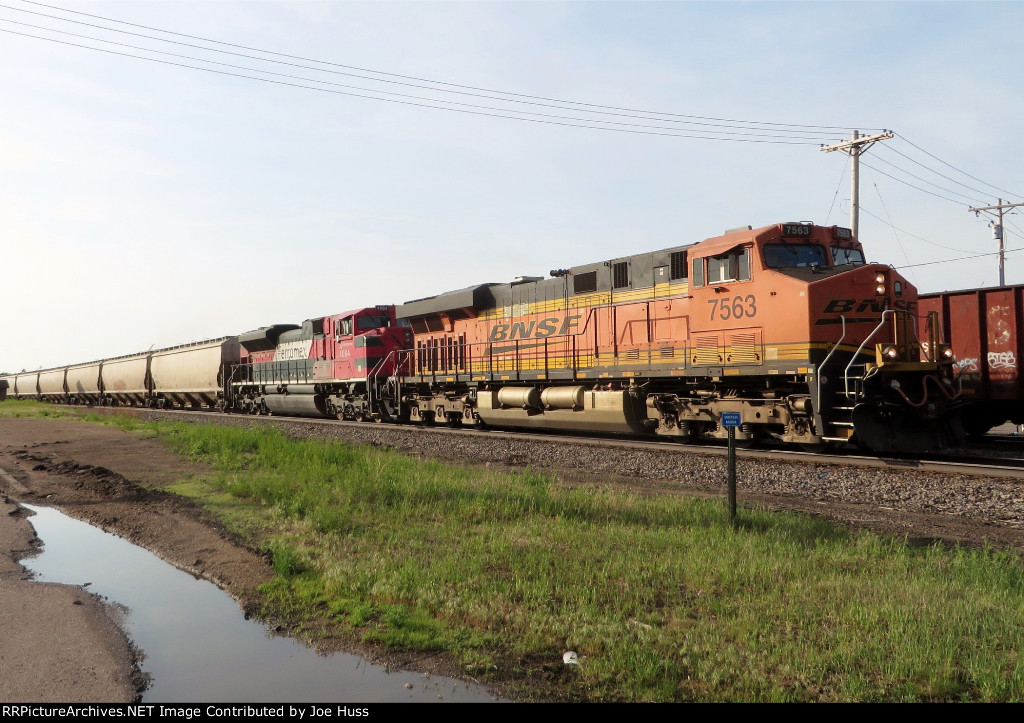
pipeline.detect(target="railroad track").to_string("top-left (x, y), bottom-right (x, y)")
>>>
top-left (80, 405), bottom-right (1024, 481)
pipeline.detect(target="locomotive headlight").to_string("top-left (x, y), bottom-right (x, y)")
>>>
top-left (881, 344), bottom-right (899, 360)
top-left (937, 344), bottom-right (954, 363)
top-left (874, 272), bottom-right (887, 295)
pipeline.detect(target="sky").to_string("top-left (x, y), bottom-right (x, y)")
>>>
top-left (2, 0), bottom-right (1023, 373)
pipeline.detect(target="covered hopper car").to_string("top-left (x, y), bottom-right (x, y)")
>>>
top-left (2, 338), bottom-right (241, 410)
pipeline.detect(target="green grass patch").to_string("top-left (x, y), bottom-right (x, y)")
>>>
top-left (5, 402), bottom-right (1024, 701)
top-left (0, 398), bottom-right (78, 419)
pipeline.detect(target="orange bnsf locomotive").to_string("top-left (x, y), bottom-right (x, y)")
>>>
top-left (1, 222), bottom-right (962, 453)
top-left (396, 222), bottom-right (961, 452)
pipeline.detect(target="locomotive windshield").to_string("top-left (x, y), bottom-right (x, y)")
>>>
top-left (357, 314), bottom-right (391, 330)
top-left (763, 243), bottom-right (829, 268)
top-left (831, 246), bottom-right (865, 265)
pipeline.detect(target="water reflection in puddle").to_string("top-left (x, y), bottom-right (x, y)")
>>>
top-left (21, 504), bottom-right (502, 703)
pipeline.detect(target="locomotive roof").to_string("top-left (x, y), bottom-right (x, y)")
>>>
top-left (238, 324), bottom-right (303, 352)
top-left (395, 222), bottom-right (857, 322)
top-left (396, 241), bottom-right (699, 321)
top-left (397, 284), bottom-right (501, 320)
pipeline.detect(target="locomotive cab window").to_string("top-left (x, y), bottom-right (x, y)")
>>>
top-left (831, 246), bottom-right (865, 266)
top-left (763, 243), bottom-right (828, 269)
top-left (357, 314), bottom-right (391, 330)
top-left (336, 317), bottom-right (353, 337)
top-left (705, 246), bottom-right (751, 284)
top-left (692, 256), bottom-right (705, 288)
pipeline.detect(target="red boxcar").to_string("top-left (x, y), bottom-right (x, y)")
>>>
top-left (918, 285), bottom-right (1024, 435)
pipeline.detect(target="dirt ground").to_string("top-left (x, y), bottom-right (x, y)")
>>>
top-left (0, 417), bottom-right (505, 702)
top-left (0, 418), bottom-right (277, 702)
top-left (0, 487), bottom-right (142, 701)
top-left (1, 415), bottom-right (1023, 702)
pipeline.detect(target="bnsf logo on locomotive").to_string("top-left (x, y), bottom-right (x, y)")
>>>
top-left (822, 299), bottom-right (917, 314)
top-left (488, 315), bottom-right (581, 342)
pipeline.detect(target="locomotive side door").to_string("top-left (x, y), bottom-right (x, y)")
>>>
top-left (650, 294), bottom-right (689, 367)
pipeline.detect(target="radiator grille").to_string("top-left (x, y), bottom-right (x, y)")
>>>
top-left (691, 336), bottom-right (722, 365)
top-left (727, 332), bottom-right (761, 363)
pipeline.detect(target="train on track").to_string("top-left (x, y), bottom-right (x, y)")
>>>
top-left (1, 221), bottom-right (964, 453)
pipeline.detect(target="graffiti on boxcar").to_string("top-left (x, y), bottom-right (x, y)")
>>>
top-left (954, 357), bottom-right (980, 373)
top-left (988, 351), bottom-right (1017, 370)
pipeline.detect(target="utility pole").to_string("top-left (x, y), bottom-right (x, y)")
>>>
top-left (968, 199), bottom-right (1024, 287)
top-left (821, 130), bottom-right (894, 238)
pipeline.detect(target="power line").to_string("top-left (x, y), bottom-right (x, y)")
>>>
top-left (857, 206), bottom-right (976, 254)
top-left (879, 142), bottom-right (1012, 201)
top-left (894, 246), bottom-right (1023, 271)
top-left (967, 199), bottom-right (1024, 286)
top-left (0, 8), bottom-right (836, 135)
top-left (1, 26), bottom-right (838, 144)
top-left (0, 17), bottom-right (848, 141)
top-left (8, 0), bottom-right (1018, 211)
top-left (866, 151), bottom-right (988, 206)
top-left (894, 133), bottom-right (1022, 199)
top-left (824, 154), bottom-right (850, 226)
top-left (859, 160), bottom-right (974, 206)
top-left (871, 181), bottom-right (917, 286)
top-left (3, 0), bottom-right (880, 138)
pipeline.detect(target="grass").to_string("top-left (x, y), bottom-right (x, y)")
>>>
top-left (3, 398), bottom-right (1024, 701)
top-left (0, 398), bottom-right (78, 419)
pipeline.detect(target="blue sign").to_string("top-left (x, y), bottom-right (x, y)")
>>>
top-left (721, 412), bottom-right (742, 428)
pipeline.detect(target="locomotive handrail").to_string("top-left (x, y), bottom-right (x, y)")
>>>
top-left (843, 309), bottom-right (900, 398)
top-left (366, 350), bottom-right (398, 416)
top-left (405, 308), bottom-right (598, 382)
top-left (817, 315), bottom-right (846, 412)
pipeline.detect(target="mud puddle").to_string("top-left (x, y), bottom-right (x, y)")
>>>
top-left (21, 503), bottom-right (502, 703)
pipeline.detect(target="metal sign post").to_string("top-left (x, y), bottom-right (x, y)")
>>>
top-left (721, 412), bottom-right (741, 523)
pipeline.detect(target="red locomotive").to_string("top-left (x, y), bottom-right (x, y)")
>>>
top-left (231, 307), bottom-right (410, 420)
top-left (2, 222), bottom-right (963, 453)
